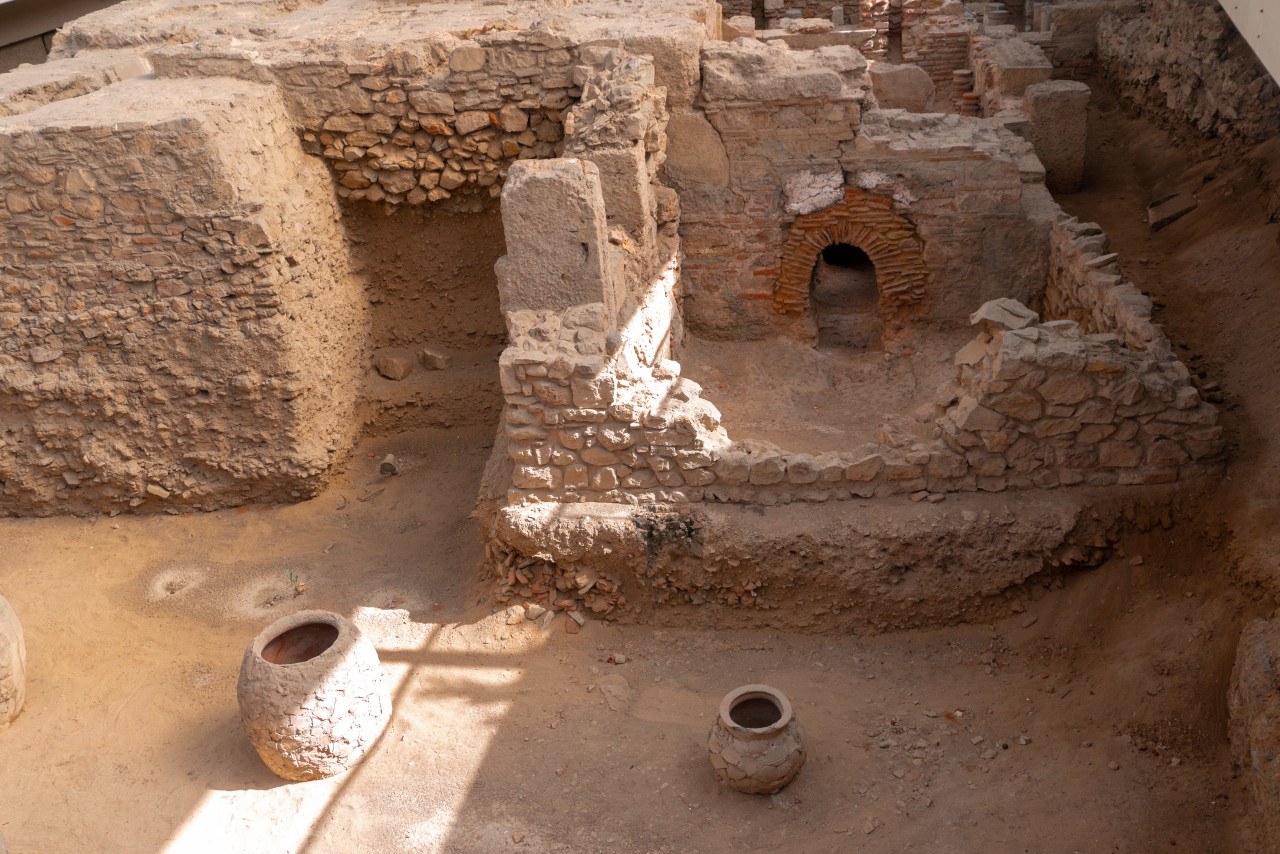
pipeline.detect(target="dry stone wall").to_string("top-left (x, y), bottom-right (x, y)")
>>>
top-left (1098, 0), bottom-right (1280, 142)
top-left (150, 31), bottom-right (584, 210)
top-left (1042, 216), bottom-right (1169, 354)
top-left (0, 77), bottom-right (364, 515)
top-left (938, 301), bottom-right (1222, 490)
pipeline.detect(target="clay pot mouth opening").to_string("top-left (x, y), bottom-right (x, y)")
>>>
top-left (720, 684), bottom-right (793, 735)
top-left (730, 695), bottom-right (783, 729)
top-left (261, 621), bottom-right (339, 665)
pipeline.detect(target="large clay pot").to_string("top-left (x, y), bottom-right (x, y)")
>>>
top-left (707, 683), bottom-right (806, 794)
top-left (0, 593), bottom-right (25, 729)
top-left (237, 610), bottom-right (390, 781)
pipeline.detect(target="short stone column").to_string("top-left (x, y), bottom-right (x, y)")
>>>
top-left (494, 159), bottom-right (618, 320)
top-left (1025, 80), bottom-right (1091, 193)
top-left (0, 593), bottom-right (26, 729)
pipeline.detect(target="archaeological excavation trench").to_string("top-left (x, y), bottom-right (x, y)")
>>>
top-left (0, 0), bottom-right (1279, 849)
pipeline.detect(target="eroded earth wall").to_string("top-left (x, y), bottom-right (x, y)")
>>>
top-left (0, 77), bottom-right (364, 513)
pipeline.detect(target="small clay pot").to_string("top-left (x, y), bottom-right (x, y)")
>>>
top-left (237, 610), bottom-right (390, 781)
top-left (708, 683), bottom-right (806, 794)
top-left (0, 593), bottom-right (25, 730)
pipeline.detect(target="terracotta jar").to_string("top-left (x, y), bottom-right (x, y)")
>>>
top-left (707, 683), bottom-right (806, 794)
top-left (237, 610), bottom-right (390, 781)
top-left (0, 593), bottom-right (25, 730)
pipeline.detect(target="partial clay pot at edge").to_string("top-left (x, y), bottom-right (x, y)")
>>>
top-left (0, 592), bottom-right (25, 730)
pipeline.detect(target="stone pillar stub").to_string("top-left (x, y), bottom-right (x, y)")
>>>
top-left (495, 159), bottom-right (616, 318)
top-left (1025, 80), bottom-right (1090, 194)
top-left (0, 593), bottom-right (25, 729)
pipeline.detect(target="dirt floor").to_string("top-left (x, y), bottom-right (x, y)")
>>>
top-left (2, 87), bottom-right (1279, 853)
top-left (679, 327), bottom-right (971, 452)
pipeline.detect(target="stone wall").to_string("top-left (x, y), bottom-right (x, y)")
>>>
top-left (1032, 0), bottom-right (1141, 80)
top-left (939, 300), bottom-right (1222, 491)
top-left (495, 150), bottom-right (1221, 509)
top-left (901, 15), bottom-right (972, 106)
top-left (970, 32), bottom-right (1053, 116)
top-left (150, 32), bottom-right (583, 210)
top-left (1098, 0), bottom-right (1280, 142)
top-left (672, 40), bottom-right (1052, 340)
top-left (0, 77), bottom-right (365, 514)
top-left (1042, 216), bottom-right (1169, 354)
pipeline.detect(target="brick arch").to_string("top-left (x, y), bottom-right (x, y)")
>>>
top-left (772, 189), bottom-right (929, 317)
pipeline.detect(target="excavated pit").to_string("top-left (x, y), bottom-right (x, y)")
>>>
top-left (0, 0), bottom-right (1277, 848)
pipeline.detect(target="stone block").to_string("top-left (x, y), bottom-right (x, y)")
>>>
top-left (408, 90), bottom-right (454, 115)
top-left (495, 159), bottom-right (616, 318)
top-left (571, 373), bottom-right (617, 408)
top-left (749, 455), bottom-right (787, 485)
top-left (714, 452), bottom-right (751, 485)
top-left (374, 356), bottom-right (413, 380)
top-left (724, 15), bottom-right (757, 40)
top-left (449, 45), bottom-right (487, 72)
top-left (869, 63), bottom-right (936, 112)
top-left (786, 455), bottom-right (820, 484)
top-left (419, 348), bottom-right (451, 370)
top-left (665, 111), bottom-right (730, 188)
top-left (952, 396), bottom-right (1006, 432)
top-left (1147, 192), bottom-right (1198, 231)
top-left (1025, 80), bottom-right (1091, 193)
top-left (585, 145), bottom-right (656, 259)
top-left (845, 453), bottom-right (884, 481)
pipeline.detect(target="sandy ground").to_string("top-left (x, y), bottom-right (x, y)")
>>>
top-left (0, 423), bottom-right (1255, 853)
top-left (679, 327), bottom-right (971, 452)
top-left (2, 87), bottom-right (1279, 852)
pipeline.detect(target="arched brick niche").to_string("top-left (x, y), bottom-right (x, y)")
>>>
top-left (772, 189), bottom-right (929, 319)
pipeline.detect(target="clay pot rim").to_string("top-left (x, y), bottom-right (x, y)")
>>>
top-left (249, 609), bottom-right (352, 669)
top-left (718, 683), bottom-right (793, 739)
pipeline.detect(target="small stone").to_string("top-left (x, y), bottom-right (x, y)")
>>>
top-left (568, 610), bottom-right (586, 626)
top-left (1129, 555), bottom-right (1144, 566)
top-left (1017, 735), bottom-right (1032, 745)
top-left (1108, 760), bottom-right (1120, 770)
top-left (375, 357), bottom-right (413, 380)
top-left (419, 348), bottom-right (451, 370)
top-left (910, 491), bottom-right (929, 502)
top-left (505, 607), bottom-right (524, 625)
top-left (525, 604), bottom-right (546, 620)
top-left (146, 483), bottom-right (170, 499)
top-left (927, 494), bottom-right (945, 503)
top-left (565, 618), bottom-right (580, 635)
top-left (612, 653), bottom-right (628, 664)
top-left (1020, 614), bottom-right (1038, 628)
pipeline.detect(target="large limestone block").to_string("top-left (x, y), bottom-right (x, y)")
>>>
top-left (1025, 80), bottom-right (1091, 193)
top-left (587, 144), bottom-right (657, 259)
top-left (869, 63), bottom-right (935, 112)
top-left (495, 159), bottom-right (616, 316)
top-left (701, 41), bottom-right (866, 104)
top-left (623, 20), bottom-right (705, 109)
top-left (0, 593), bottom-right (25, 729)
top-left (665, 111), bottom-right (730, 187)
